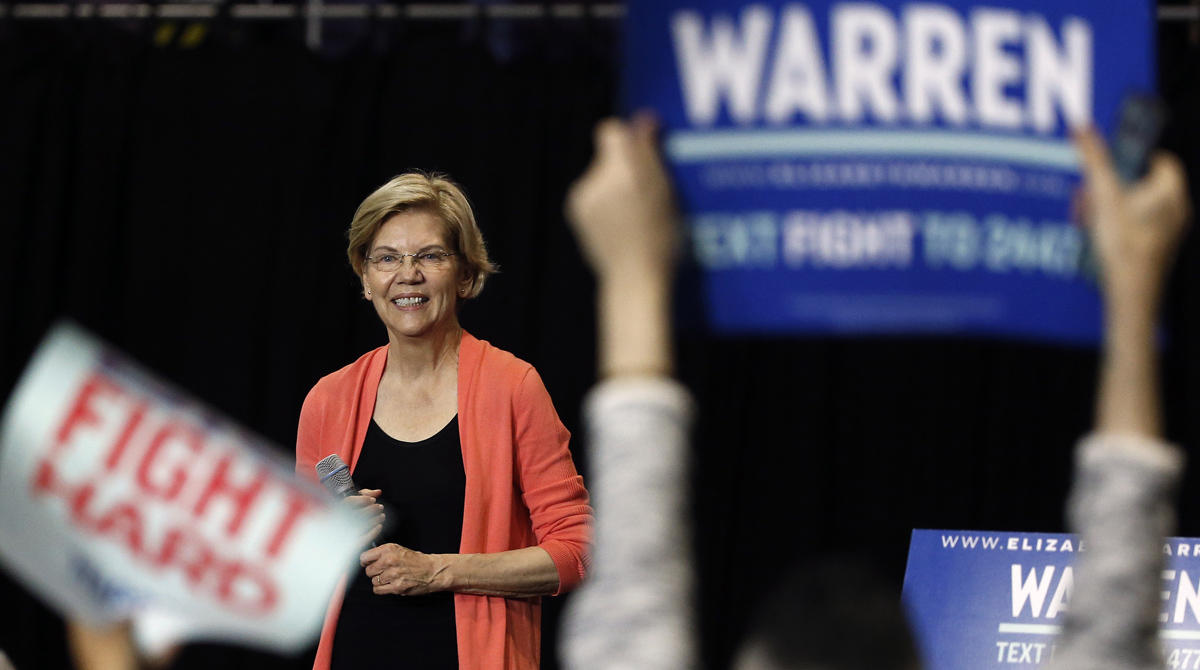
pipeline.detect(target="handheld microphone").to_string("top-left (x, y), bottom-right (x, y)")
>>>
top-left (316, 454), bottom-right (378, 548)
top-left (315, 454), bottom-right (357, 497)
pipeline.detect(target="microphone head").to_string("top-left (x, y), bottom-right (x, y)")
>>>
top-left (315, 454), bottom-right (355, 497)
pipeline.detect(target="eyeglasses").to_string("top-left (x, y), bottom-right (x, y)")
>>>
top-left (365, 251), bottom-right (457, 272)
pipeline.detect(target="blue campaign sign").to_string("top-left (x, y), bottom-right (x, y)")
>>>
top-left (622, 0), bottom-right (1155, 342)
top-left (902, 530), bottom-right (1200, 669)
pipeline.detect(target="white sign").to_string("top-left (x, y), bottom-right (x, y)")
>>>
top-left (0, 324), bottom-right (365, 652)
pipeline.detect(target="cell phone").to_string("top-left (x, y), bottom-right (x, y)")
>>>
top-left (1076, 94), bottom-right (1168, 284)
top-left (1110, 93), bottom-right (1167, 184)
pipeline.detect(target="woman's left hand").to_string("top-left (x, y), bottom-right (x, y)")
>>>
top-left (360, 543), bottom-right (449, 596)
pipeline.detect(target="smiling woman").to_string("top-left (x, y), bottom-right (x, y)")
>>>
top-left (361, 209), bottom-right (471, 342)
top-left (295, 172), bottom-right (593, 670)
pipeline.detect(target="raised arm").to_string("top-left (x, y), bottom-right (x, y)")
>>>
top-left (1081, 129), bottom-right (1190, 438)
top-left (558, 115), bottom-right (697, 670)
top-left (1047, 128), bottom-right (1190, 670)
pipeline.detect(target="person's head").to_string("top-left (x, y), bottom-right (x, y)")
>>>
top-left (348, 172), bottom-right (497, 340)
top-left (348, 172), bottom-right (496, 294)
top-left (735, 557), bottom-right (921, 670)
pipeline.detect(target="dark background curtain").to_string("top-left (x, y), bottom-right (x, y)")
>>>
top-left (1, 5), bottom-right (1198, 669)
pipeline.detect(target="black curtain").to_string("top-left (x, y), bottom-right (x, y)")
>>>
top-left (1, 9), bottom-right (1198, 670)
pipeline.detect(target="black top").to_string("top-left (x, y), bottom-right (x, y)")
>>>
top-left (330, 415), bottom-right (465, 670)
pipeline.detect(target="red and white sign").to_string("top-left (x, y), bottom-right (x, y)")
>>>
top-left (0, 324), bottom-right (364, 652)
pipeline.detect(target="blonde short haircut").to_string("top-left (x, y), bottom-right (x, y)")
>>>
top-left (347, 171), bottom-right (497, 298)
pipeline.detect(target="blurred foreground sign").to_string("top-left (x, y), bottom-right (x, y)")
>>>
top-left (623, 0), bottom-right (1154, 343)
top-left (0, 324), bottom-right (364, 652)
top-left (903, 529), bottom-right (1200, 669)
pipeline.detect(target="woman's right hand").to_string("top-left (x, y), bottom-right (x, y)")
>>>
top-left (345, 488), bottom-right (385, 545)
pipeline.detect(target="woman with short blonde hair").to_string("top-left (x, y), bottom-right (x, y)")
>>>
top-left (345, 171), bottom-right (497, 299)
top-left (298, 171), bottom-right (591, 670)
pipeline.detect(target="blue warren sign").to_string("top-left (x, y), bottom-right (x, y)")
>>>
top-left (903, 530), bottom-right (1200, 669)
top-left (622, 0), bottom-right (1155, 342)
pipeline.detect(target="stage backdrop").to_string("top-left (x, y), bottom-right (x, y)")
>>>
top-left (1, 7), bottom-right (1198, 670)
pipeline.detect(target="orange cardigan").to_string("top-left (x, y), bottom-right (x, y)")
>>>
top-left (295, 332), bottom-right (592, 670)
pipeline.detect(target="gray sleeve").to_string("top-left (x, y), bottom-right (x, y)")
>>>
top-left (1047, 433), bottom-right (1184, 670)
top-left (559, 377), bottom-right (697, 670)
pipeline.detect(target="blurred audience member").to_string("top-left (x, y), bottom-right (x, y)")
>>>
top-left (67, 621), bottom-right (138, 670)
top-left (559, 114), bottom-right (1190, 670)
top-left (734, 558), bottom-right (919, 670)
top-left (559, 115), bottom-right (695, 670)
top-left (1044, 132), bottom-right (1190, 670)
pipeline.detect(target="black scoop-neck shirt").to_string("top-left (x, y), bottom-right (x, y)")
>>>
top-left (330, 415), bottom-right (465, 670)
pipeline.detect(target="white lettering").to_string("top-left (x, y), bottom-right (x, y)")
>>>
top-left (1025, 15), bottom-right (1092, 132)
top-left (1045, 566), bottom-right (1073, 618)
top-left (668, 4), bottom-right (1094, 132)
top-left (1012, 564), bottom-right (1055, 618)
top-left (672, 6), bottom-right (773, 125)
top-left (1175, 570), bottom-right (1200, 624)
top-left (834, 3), bottom-right (901, 122)
top-left (782, 210), bottom-right (914, 268)
top-left (765, 5), bottom-right (831, 123)
top-left (1162, 569), bottom-right (1177, 624)
top-left (903, 4), bottom-right (968, 124)
top-left (971, 8), bottom-right (1023, 128)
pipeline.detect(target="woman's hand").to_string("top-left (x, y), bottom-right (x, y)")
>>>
top-left (344, 488), bottom-right (385, 546)
top-left (360, 543), bottom-right (448, 596)
top-left (566, 113), bottom-right (679, 284)
top-left (567, 114), bottom-right (679, 379)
